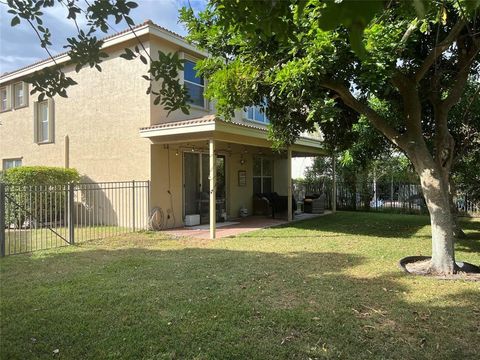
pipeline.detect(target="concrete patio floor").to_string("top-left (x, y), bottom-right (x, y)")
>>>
top-left (164, 211), bottom-right (332, 239)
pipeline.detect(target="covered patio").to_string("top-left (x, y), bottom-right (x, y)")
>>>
top-left (140, 115), bottom-right (329, 239)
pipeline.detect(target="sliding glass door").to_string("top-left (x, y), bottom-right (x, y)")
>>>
top-left (184, 152), bottom-right (226, 224)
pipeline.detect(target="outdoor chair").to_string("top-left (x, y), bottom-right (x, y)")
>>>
top-left (303, 193), bottom-right (325, 214)
top-left (253, 192), bottom-right (297, 218)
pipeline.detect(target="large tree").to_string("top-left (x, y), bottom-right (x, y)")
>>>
top-left (180, 0), bottom-right (480, 274)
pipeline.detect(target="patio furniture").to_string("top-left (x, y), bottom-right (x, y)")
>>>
top-left (253, 192), bottom-right (297, 218)
top-left (197, 192), bottom-right (226, 223)
top-left (304, 194), bottom-right (325, 214)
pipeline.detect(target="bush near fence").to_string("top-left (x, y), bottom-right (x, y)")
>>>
top-left (1, 167), bottom-right (80, 228)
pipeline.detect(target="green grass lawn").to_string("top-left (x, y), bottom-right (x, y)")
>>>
top-left (0, 212), bottom-right (479, 359)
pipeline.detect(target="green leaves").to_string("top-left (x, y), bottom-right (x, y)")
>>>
top-left (27, 66), bottom-right (78, 101)
top-left (413, 0), bottom-right (428, 18)
top-left (10, 16), bottom-right (20, 27)
top-left (314, 0), bottom-right (384, 58)
top-left (64, 33), bottom-right (107, 73)
top-left (148, 51), bottom-right (190, 115)
top-left (120, 48), bottom-right (136, 60)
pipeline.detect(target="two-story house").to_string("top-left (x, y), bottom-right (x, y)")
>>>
top-left (0, 20), bottom-right (325, 238)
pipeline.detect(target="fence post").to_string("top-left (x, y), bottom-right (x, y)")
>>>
top-left (0, 183), bottom-right (5, 257)
top-left (132, 180), bottom-right (136, 232)
top-left (68, 183), bottom-right (75, 245)
top-left (332, 154), bottom-right (337, 213)
top-left (144, 180), bottom-right (152, 230)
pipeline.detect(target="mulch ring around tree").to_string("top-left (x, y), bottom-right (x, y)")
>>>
top-left (399, 256), bottom-right (480, 281)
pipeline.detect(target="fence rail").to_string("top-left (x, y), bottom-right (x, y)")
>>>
top-left (293, 180), bottom-right (480, 216)
top-left (1, 180), bottom-right (150, 256)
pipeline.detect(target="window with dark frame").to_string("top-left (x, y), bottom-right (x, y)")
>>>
top-left (35, 100), bottom-right (52, 143)
top-left (3, 158), bottom-right (22, 170)
top-left (253, 157), bottom-right (273, 194)
top-left (13, 82), bottom-right (25, 108)
top-left (184, 59), bottom-right (205, 108)
top-left (0, 86), bottom-right (8, 112)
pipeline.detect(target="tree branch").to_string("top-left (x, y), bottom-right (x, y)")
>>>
top-left (431, 37), bottom-right (479, 173)
top-left (414, 19), bottom-right (466, 83)
top-left (392, 72), bottom-right (424, 140)
top-left (26, 18), bottom-right (58, 66)
top-left (320, 81), bottom-right (406, 149)
top-left (441, 38), bottom-right (480, 110)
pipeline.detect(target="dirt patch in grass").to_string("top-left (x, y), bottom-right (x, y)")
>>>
top-left (403, 257), bottom-right (480, 281)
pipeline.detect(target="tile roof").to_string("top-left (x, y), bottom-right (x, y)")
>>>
top-left (139, 115), bottom-right (324, 152)
top-left (139, 115), bottom-right (268, 132)
top-left (0, 20), bottom-right (186, 80)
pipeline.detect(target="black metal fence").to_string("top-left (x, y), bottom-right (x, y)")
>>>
top-left (0, 181), bottom-right (150, 256)
top-left (293, 180), bottom-right (479, 216)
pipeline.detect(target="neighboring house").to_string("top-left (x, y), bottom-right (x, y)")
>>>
top-left (0, 20), bottom-right (325, 237)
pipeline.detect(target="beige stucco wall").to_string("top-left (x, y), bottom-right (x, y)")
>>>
top-left (273, 158), bottom-right (289, 195)
top-left (150, 144), bottom-right (184, 228)
top-left (0, 39), bottom-right (152, 182)
top-left (227, 152), bottom-right (254, 218)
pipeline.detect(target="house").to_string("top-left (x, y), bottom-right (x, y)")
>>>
top-left (0, 21), bottom-right (326, 238)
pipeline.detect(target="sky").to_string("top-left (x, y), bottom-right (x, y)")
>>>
top-left (0, 0), bottom-right (206, 75)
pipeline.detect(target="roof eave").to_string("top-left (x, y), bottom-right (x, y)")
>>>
top-left (139, 118), bottom-right (326, 154)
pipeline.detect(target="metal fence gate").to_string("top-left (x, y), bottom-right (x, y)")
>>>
top-left (0, 181), bottom-right (150, 256)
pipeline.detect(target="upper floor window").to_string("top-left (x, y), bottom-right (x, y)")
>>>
top-left (34, 99), bottom-right (54, 144)
top-left (184, 59), bottom-right (205, 108)
top-left (1, 86), bottom-right (10, 112)
top-left (2, 158), bottom-right (22, 170)
top-left (0, 82), bottom-right (28, 111)
top-left (13, 82), bottom-right (28, 109)
top-left (244, 105), bottom-right (269, 124)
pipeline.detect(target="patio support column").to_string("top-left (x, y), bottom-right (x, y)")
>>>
top-left (209, 139), bottom-right (216, 239)
top-left (332, 153), bottom-right (337, 213)
top-left (287, 148), bottom-right (293, 221)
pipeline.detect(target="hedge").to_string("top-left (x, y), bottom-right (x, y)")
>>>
top-left (2, 166), bottom-right (81, 228)
top-left (1, 166), bottom-right (80, 185)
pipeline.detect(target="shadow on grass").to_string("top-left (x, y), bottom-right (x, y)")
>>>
top-left (246, 211), bottom-right (432, 239)
top-left (1, 246), bottom-right (478, 359)
top-left (456, 218), bottom-right (480, 253)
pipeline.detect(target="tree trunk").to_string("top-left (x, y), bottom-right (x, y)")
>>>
top-left (417, 165), bottom-right (456, 274)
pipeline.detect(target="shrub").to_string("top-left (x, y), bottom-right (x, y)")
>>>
top-left (1, 166), bottom-right (80, 185)
top-left (2, 167), bottom-right (80, 228)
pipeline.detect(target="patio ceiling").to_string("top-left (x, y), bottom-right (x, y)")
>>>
top-left (139, 115), bottom-right (328, 157)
